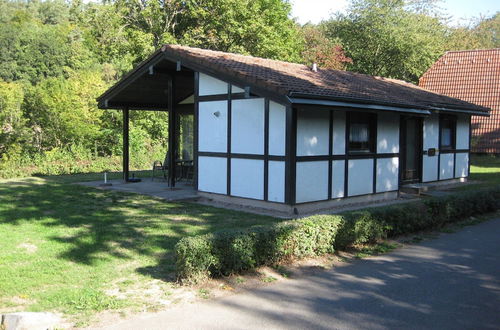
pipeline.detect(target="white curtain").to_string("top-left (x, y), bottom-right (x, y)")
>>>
top-left (350, 123), bottom-right (369, 142)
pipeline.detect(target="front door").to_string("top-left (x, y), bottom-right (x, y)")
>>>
top-left (401, 117), bottom-right (422, 183)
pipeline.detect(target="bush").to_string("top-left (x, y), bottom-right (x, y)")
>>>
top-left (175, 186), bottom-right (500, 283)
top-left (175, 215), bottom-right (343, 284)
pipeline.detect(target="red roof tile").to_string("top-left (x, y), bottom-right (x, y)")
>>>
top-left (420, 49), bottom-right (500, 153)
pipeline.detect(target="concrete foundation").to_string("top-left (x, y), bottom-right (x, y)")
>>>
top-left (198, 191), bottom-right (399, 217)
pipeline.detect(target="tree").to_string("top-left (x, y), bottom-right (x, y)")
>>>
top-left (324, 0), bottom-right (448, 83)
top-left (446, 12), bottom-right (500, 51)
top-left (177, 0), bottom-right (303, 62)
top-left (300, 25), bottom-right (352, 70)
top-left (0, 80), bottom-right (28, 157)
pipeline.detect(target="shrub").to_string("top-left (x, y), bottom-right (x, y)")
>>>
top-left (175, 215), bottom-right (343, 284)
top-left (175, 186), bottom-right (500, 283)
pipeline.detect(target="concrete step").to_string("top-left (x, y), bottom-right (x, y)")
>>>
top-left (399, 184), bottom-right (429, 195)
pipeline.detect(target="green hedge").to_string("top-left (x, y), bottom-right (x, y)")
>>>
top-left (175, 187), bottom-right (500, 283)
top-left (175, 215), bottom-right (343, 283)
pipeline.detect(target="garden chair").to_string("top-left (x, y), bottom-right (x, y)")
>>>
top-left (152, 153), bottom-right (170, 181)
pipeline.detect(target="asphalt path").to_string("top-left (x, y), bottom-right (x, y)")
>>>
top-left (97, 217), bottom-right (500, 330)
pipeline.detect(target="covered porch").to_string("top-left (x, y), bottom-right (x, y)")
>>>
top-left (97, 49), bottom-right (197, 188)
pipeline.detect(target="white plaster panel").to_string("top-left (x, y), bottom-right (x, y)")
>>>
top-left (455, 153), bottom-right (469, 178)
top-left (422, 155), bottom-right (438, 182)
top-left (331, 160), bottom-right (345, 198)
top-left (348, 159), bottom-right (374, 196)
top-left (297, 108), bottom-right (330, 156)
top-left (376, 157), bottom-right (399, 192)
top-left (230, 158), bottom-right (264, 200)
top-left (269, 101), bottom-right (286, 156)
top-left (456, 115), bottom-right (470, 149)
top-left (377, 113), bottom-right (400, 153)
top-left (296, 161), bottom-right (329, 203)
top-left (268, 161), bottom-right (285, 203)
top-left (199, 73), bottom-right (228, 96)
top-left (231, 85), bottom-right (245, 93)
top-left (332, 111), bottom-right (346, 155)
top-left (423, 113), bottom-right (439, 149)
top-left (440, 153), bottom-right (454, 180)
top-left (231, 98), bottom-right (265, 154)
top-left (198, 156), bottom-right (227, 194)
top-left (198, 101), bottom-right (227, 152)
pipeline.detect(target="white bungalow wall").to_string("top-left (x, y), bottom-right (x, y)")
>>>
top-left (295, 109), bottom-right (400, 203)
top-left (196, 73), bottom-right (286, 202)
top-left (423, 113), bottom-right (470, 182)
top-left (422, 114), bottom-right (439, 182)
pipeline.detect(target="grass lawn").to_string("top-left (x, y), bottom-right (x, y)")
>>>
top-left (0, 174), bottom-right (281, 325)
top-left (0, 156), bottom-right (498, 325)
top-left (468, 155), bottom-right (500, 187)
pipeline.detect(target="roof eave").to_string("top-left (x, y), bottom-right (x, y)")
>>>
top-left (288, 96), bottom-right (431, 116)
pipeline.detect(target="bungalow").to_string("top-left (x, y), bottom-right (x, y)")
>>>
top-left (97, 45), bottom-right (489, 214)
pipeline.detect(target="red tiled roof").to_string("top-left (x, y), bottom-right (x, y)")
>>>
top-left (419, 49), bottom-right (500, 153)
top-left (162, 45), bottom-right (489, 114)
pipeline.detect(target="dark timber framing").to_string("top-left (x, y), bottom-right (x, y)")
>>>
top-left (264, 99), bottom-right (270, 201)
top-left (226, 84), bottom-right (232, 195)
top-left (167, 76), bottom-right (176, 187)
top-left (193, 72), bottom-right (200, 189)
top-left (98, 49), bottom-right (480, 208)
top-left (122, 107), bottom-right (130, 181)
top-left (327, 110), bottom-right (333, 199)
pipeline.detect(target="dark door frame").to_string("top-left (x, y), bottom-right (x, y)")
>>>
top-left (399, 116), bottom-right (423, 185)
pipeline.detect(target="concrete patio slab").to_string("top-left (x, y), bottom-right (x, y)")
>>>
top-left (78, 179), bottom-right (198, 201)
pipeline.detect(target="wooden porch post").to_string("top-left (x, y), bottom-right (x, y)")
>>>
top-left (167, 76), bottom-right (176, 187)
top-left (123, 107), bottom-right (130, 182)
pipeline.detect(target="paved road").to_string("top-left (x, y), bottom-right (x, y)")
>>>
top-left (98, 218), bottom-right (500, 330)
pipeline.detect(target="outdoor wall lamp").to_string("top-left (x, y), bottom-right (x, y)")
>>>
top-left (213, 111), bottom-right (221, 117)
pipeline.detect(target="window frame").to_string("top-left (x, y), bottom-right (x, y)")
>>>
top-left (439, 115), bottom-right (457, 151)
top-left (347, 112), bottom-right (377, 154)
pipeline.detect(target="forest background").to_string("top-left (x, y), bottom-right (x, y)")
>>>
top-left (0, 0), bottom-right (498, 178)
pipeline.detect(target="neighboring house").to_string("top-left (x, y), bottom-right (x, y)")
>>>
top-left (97, 45), bottom-right (489, 214)
top-left (419, 49), bottom-right (500, 154)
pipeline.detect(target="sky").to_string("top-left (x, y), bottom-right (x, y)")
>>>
top-left (290, 0), bottom-right (500, 26)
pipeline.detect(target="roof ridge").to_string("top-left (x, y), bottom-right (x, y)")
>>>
top-left (444, 48), bottom-right (500, 54)
top-left (163, 44), bottom-right (308, 68)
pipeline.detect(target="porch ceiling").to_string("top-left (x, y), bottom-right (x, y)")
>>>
top-left (97, 56), bottom-right (194, 110)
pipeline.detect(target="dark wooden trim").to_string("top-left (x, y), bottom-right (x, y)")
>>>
top-left (104, 102), bottom-right (168, 110)
top-left (291, 107), bottom-right (297, 205)
top-left (197, 93), bottom-right (259, 102)
top-left (373, 114), bottom-right (378, 193)
top-left (344, 112), bottom-right (350, 197)
top-left (264, 99), bottom-right (270, 201)
top-left (468, 116), bottom-right (472, 176)
top-left (198, 151), bottom-right (285, 161)
top-left (122, 107), bottom-right (130, 182)
top-left (438, 115), bottom-right (441, 181)
top-left (453, 150), bottom-right (457, 178)
top-left (227, 84), bottom-right (232, 195)
top-left (193, 72), bottom-right (199, 189)
top-left (284, 106), bottom-right (296, 205)
top-left (440, 149), bottom-right (469, 154)
top-left (296, 153), bottom-right (399, 162)
top-left (167, 76), bottom-right (176, 187)
top-left (328, 110), bottom-right (333, 199)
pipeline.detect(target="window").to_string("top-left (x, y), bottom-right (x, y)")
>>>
top-left (348, 112), bottom-right (376, 153)
top-left (440, 116), bottom-right (456, 150)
